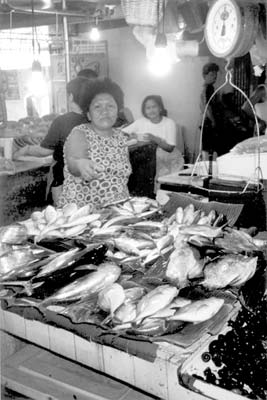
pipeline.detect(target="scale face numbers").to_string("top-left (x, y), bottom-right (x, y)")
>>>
top-left (205, 0), bottom-right (242, 58)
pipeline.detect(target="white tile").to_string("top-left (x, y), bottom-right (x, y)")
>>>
top-left (25, 319), bottom-right (50, 349)
top-left (3, 311), bottom-right (26, 338)
top-left (48, 325), bottom-right (75, 360)
top-left (102, 345), bottom-right (135, 385)
top-left (133, 356), bottom-right (168, 399)
top-left (74, 335), bottom-right (104, 371)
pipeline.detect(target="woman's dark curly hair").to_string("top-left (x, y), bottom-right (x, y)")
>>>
top-left (80, 78), bottom-right (124, 113)
top-left (141, 95), bottom-right (167, 117)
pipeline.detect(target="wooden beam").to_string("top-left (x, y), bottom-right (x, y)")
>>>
top-left (0, 13), bottom-right (86, 29)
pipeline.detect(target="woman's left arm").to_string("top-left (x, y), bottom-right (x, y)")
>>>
top-left (149, 118), bottom-right (176, 152)
top-left (153, 136), bottom-right (175, 152)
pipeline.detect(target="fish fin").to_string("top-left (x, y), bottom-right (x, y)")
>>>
top-left (74, 265), bottom-right (98, 271)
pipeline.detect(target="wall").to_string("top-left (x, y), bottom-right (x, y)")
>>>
top-left (95, 26), bottom-right (226, 161)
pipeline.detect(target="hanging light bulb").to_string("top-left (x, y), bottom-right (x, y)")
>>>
top-left (149, 0), bottom-right (172, 76)
top-left (89, 17), bottom-right (100, 41)
top-left (148, 47), bottom-right (173, 76)
top-left (90, 26), bottom-right (100, 41)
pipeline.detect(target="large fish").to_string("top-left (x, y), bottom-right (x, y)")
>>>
top-left (35, 248), bottom-right (79, 278)
top-left (214, 228), bottom-right (259, 253)
top-left (150, 297), bottom-right (192, 318)
top-left (41, 262), bottom-right (121, 305)
top-left (168, 297), bottom-right (224, 323)
top-left (202, 254), bottom-right (258, 289)
top-left (134, 285), bottom-right (178, 324)
top-left (165, 242), bottom-right (203, 288)
top-left (28, 244), bottom-right (108, 299)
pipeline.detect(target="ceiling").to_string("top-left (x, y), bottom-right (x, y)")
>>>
top-left (0, 0), bottom-right (125, 30)
top-left (0, 0), bottom-right (266, 34)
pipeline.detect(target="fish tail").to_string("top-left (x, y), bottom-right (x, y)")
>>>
top-left (101, 314), bottom-right (112, 326)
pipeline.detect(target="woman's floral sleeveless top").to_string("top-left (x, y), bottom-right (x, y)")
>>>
top-left (58, 125), bottom-right (132, 211)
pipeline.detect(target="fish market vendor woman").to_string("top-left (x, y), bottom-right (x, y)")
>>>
top-left (58, 79), bottom-right (132, 211)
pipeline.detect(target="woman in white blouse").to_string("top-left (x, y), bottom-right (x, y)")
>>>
top-left (123, 95), bottom-right (183, 190)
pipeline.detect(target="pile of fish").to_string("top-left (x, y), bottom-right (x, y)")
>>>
top-left (21, 197), bottom-right (159, 243)
top-left (0, 223), bottom-right (51, 284)
top-left (49, 283), bottom-right (225, 336)
top-left (0, 243), bottom-right (109, 298)
top-left (21, 204), bottom-right (101, 242)
top-left (0, 200), bottom-right (264, 338)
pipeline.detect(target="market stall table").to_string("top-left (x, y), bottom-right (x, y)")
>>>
top-left (0, 293), bottom-right (239, 400)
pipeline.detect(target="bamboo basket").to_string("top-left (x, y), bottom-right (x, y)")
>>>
top-left (121, 0), bottom-right (163, 27)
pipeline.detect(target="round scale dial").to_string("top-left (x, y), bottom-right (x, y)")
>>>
top-left (205, 0), bottom-right (242, 58)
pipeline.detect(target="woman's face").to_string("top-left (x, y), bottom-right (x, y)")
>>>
top-left (204, 71), bottom-right (217, 85)
top-left (88, 93), bottom-right (118, 130)
top-left (144, 99), bottom-right (161, 121)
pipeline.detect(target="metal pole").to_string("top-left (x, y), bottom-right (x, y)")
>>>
top-left (62, 0), bottom-right (70, 110)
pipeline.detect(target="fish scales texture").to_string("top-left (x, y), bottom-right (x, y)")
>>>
top-left (202, 255), bottom-right (258, 289)
top-left (165, 242), bottom-right (203, 288)
top-left (169, 297), bottom-right (224, 323)
top-left (42, 263), bottom-right (121, 303)
top-left (135, 285), bottom-right (178, 323)
top-left (180, 224), bottom-right (223, 238)
top-left (98, 283), bottom-right (125, 314)
top-left (114, 302), bottom-right (137, 324)
top-left (214, 228), bottom-right (258, 252)
top-left (0, 249), bottom-right (34, 275)
top-left (36, 248), bottom-right (79, 278)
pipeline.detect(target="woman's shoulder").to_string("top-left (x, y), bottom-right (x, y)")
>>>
top-left (162, 116), bottom-right (176, 126)
top-left (70, 123), bottom-right (91, 134)
top-left (66, 123), bottom-right (92, 142)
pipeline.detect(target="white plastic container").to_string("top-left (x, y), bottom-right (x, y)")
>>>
top-left (217, 152), bottom-right (267, 180)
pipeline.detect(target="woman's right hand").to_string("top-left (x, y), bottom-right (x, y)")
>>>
top-left (76, 158), bottom-right (104, 181)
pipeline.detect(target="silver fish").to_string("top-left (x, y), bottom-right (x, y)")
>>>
top-left (0, 223), bottom-right (28, 245)
top-left (41, 262), bottom-right (121, 304)
top-left (134, 285), bottom-right (178, 324)
top-left (124, 287), bottom-right (146, 304)
top-left (168, 297), bottom-right (224, 323)
top-left (179, 224), bottom-right (223, 238)
top-left (36, 248), bottom-right (79, 278)
top-left (202, 255), bottom-right (257, 289)
top-left (113, 302), bottom-right (137, 324)
top-left (150, 297), bottom-right (192, 319)
top-left (0, 249), bottom-right (34, 276)
top-left (165, 242), bottom-right (203, 288)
